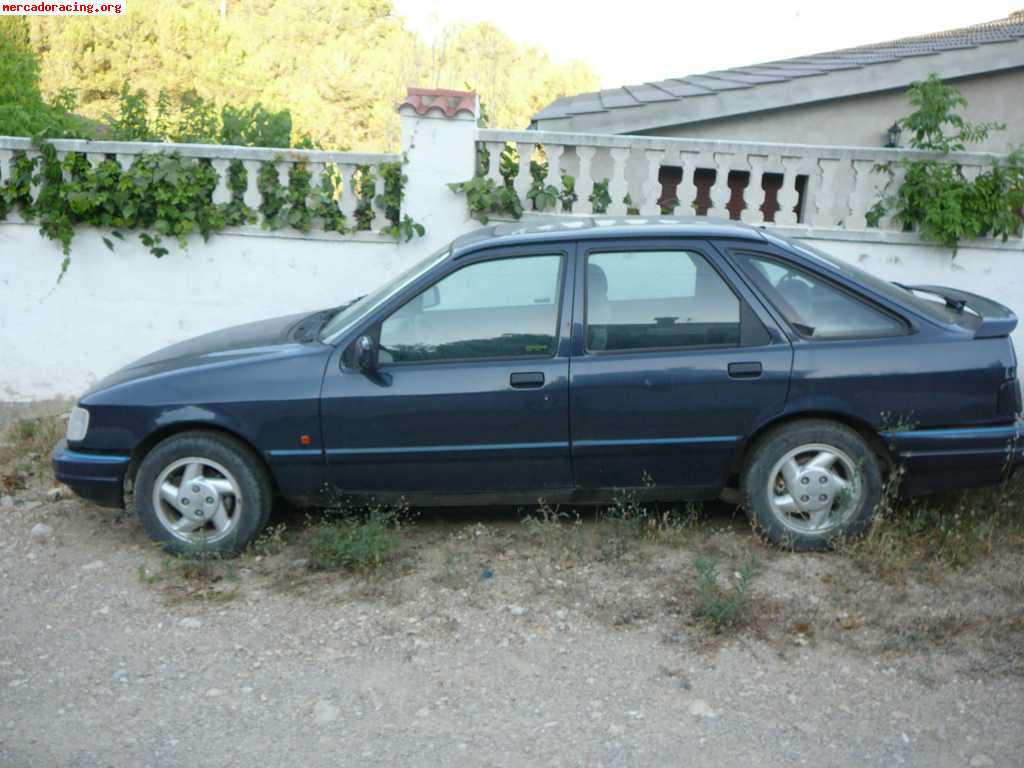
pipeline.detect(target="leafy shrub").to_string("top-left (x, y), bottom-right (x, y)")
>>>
top-left (693, 554), bottom-right (760, 631)
top-left (870, 75), bottom-right (1024, 253)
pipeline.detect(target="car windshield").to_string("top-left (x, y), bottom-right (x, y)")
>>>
top-left (763, 234), bottom-right (965, 326)
top-left (319, 246), bottom-right (451, 342)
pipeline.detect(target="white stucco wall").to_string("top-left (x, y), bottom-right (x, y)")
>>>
top-left (3, 217), bottom-right (1023, 402)
top-left (0, 225), bottom-right (411, 400)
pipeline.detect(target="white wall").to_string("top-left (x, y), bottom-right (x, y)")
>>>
top-left (0, 224), bottom-right (410, 400)
top-left (4, 218), bottom-right (1024, 402)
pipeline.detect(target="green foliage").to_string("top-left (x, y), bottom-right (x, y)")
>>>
top-left (314, 164), bottom-right (351, 235)
top-left (222, 161), bottom-right (256, 227)
top-left (378, 161), bottom-right (424, 241)
top-left (872, 75), bottom-right (1023, 253)
top-left (900, 75), bottom-right (1003, 154)
top-left (219, 103), bottom-right (291, 148)
top-left (448, 175), bottom-right (524, 224)
top-left (0, 18), bottom-right (89, 139)
top-left (23, 1), bottom-right (600, 152)
top-left (107, 81), bottom-right (295, 148)
top-left (693, 554), bottom-right (760, 632)
top-left (308, 502), bottom-right (408, 571)
top-left (352, 165), bottom-right (377, 231)
top-left (589, 179), bottom-right (612, 214)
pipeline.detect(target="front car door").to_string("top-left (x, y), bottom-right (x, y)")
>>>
top-left (319, 244), bottom-right (575, 501)
top-left (569, 238), bottom-right (793, 494)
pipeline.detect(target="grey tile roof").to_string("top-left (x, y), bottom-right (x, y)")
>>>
top-left (533, 11), bottom-right (1024, 122)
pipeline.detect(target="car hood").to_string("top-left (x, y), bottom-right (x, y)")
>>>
top-left (83, 311), bottom-right (321, 395)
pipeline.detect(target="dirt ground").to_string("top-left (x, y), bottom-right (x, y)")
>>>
top-left (1, 409), bottom-right (1023, 767)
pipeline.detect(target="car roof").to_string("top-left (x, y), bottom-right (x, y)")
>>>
top-left (450, 216), bottom-right (771, 257)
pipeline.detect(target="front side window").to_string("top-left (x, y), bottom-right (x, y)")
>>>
top-left (735, 253), bottom-right (906, 339)
top-left (586, 250), bottom-right (741, 352)
top-left (378, 254), bottom-right (563, 363)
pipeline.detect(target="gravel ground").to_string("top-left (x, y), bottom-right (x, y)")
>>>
top-left (1, 424), bottom-right (1023, 767)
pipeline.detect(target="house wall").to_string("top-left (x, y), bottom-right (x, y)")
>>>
top-left (639, 69), bottom-right (1024, 153)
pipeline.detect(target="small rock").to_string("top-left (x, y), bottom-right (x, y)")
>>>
top-left (45, 488), bottom-right (62, 502)
top-left (1, 496), bottom-right (13, 509)
top-left (313, 699), bottom-right (340, 724)
top-left (289, 558), bottom-right (309, 569)
top-left (81, 560), bottom-right (105, 571)
top-left (508, 605), bottom-right (528, 617)
top-left (20, 501), bottom-right (42, 512)
top-left (688, 699), bottom-right (718, 719)
top-left (30, 523), bottom-right (53, 543)
top-left (178, 617), bottom-right (202, 629)
top-left (205, 688), bottom-right (222, 697)
top-left (970, 756), bottom-right (995, 768)
top-left (607, 724), bottom-right (625, 736)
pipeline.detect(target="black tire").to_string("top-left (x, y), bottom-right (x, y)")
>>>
top-left (134, 430), bottom-right (273, 556)
top-left (741, 419), bottom-right (883, 551)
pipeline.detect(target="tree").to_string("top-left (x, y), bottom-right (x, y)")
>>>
top-left (22, 0), bottom-right (598, 150)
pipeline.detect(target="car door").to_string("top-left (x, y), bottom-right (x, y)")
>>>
top-left (569, 238), bottom-right (792, 493)
top-left (319, 244), bottom-right (575, 500)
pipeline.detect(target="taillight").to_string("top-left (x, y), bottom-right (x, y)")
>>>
top-left (997, 373), bottom-right (1022, 419)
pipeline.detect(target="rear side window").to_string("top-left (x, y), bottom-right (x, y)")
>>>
top-left (586, 250), bottom-right (741, 352)
top-left (735, 253), bottom-right (906, 340)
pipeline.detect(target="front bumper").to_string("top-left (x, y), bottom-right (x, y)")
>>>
top-left (51, 439), bottom-right (129, 508)
top-left (884, 421), bottom-right (1024, 496)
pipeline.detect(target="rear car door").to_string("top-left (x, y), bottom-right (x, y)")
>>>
top-left (320, 244), bottom-right (575, 498)
top-left (569, 238), bottom-right (792, 492)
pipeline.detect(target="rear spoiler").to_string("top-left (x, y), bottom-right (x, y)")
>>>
top-left (904, 284), bottom-right (1018, 338)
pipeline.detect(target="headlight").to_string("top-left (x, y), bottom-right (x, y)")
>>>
top-left (67, 407), bottom-right (90, 442)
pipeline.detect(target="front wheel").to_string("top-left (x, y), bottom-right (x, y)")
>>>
top-left (742, 420), bottom-right (883, 550)
top-left (134, 431), bottom-right (273, 556)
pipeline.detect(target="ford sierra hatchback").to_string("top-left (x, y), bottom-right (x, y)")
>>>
top-left (52, 219), bottom-right (1024, 554)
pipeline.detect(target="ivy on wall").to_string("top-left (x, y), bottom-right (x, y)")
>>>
top-left (448, 141), bottom-right (643, 223)
top-left (0, 80), bottom-right (425, 279)
top-left (0, 149), bottom-right (423, 279)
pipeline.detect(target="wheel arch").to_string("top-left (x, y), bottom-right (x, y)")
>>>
top-left (732, 410), bottom-right (894, 477)
top-left (124, 422), bottom-right (278, 503)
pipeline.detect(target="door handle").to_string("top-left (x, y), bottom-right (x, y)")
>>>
top-left (510, 372), bottom-right (545, 388)
top-left (728, 361), bottom-right (763, 379)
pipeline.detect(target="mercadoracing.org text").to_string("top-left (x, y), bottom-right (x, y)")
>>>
top-left (2, 1), bottom-right (124, 14)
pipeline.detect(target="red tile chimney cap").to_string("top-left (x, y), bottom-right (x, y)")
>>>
top-left (399, 87), bottom-right (477, 119)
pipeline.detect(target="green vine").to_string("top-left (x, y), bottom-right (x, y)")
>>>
top-left (314, 163), bottom-right (351, 235)
top-left (0, 76), bottom-right (425, 279)
top-left (870, 75), bottom-right (1024, 254)
top-left (589, 179), bottom-right (611, 214)
top-left (378, 161), bottom-right (424, 242)
top-left (221, 161), bottom-right (255, 227)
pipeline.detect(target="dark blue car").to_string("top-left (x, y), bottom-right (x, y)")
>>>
top-left (52, 219), bottom-right (1024, 554)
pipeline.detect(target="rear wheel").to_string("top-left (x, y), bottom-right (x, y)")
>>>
top-left (134, 431), bottom-right (272, 556)
top-left (742, 420), bottom-right (883, 550)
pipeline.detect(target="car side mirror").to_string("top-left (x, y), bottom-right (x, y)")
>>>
top-left (355, 334), bottom-right (378, 372)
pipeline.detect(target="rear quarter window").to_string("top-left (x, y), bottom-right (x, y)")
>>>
top-left (733, 252), bottom-right (907, 340)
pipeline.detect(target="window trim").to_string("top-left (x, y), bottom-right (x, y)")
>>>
top-left (729, 249), bottom-right (911, 342)
top-left (581, 245), bottom-right (745, 357)
top-left (373, 251), bottom-right (569, 367)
